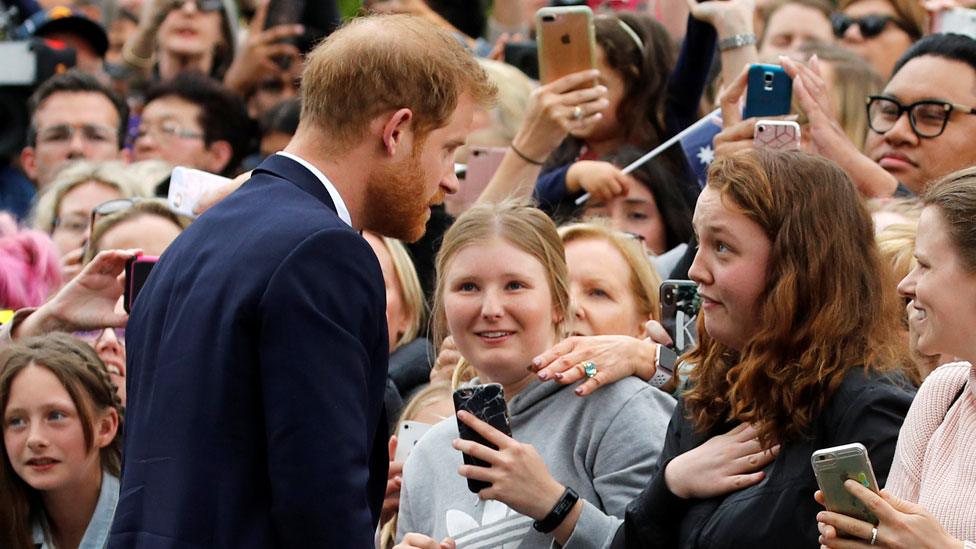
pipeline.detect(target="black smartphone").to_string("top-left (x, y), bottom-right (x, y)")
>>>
top-left (263, 0), bottom-right (305, 69)
top-left (124, 255), bottom-right (159, 314)
top-left (453, 383), bottom-right (512, 493)
top-left (503, 40), bottom-right (539, 80)
top-left (660, 279), bottom-right (701, 354)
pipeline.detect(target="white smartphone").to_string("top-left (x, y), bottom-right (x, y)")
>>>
top-left (932, 8), bottom-right (976, 40)
top-left (393, 420), bottom-right (432, 463)
top-left (167, 167), bottom-right (232, 218)
top-left (753, 120), bottom-right (801, 151)
top-left (811, 442), bottom-right (880, 525)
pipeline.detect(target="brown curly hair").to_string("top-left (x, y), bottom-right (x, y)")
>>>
top-left (682, 149), bottom-right (910, 449)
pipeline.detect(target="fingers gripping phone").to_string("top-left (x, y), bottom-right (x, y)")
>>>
top-left (124, 255), bottom-right (159, 314)
top-left (811, 443), bottom-right (881, 525)
top-left (536, 6), bottom-right (596, 86)
top-left (754, 120), bottom-right (801, 151)
top-left (660, 280), bottom-right (701, 354)
top-left (743, 64), bottom-right (793, 119)
top-left (453, 383), bottom-right (512, 493)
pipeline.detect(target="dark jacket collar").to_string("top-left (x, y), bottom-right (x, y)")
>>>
top-left (252, 153), bottom-right (337, 214)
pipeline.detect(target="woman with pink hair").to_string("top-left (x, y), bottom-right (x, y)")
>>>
top-left (0, 214), bottom-right (61, 310)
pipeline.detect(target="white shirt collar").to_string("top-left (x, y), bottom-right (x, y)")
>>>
top-left (276, 152), bottom-right (352, 227)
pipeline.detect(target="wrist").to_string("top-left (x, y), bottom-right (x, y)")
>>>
top-left (712, 12), bottom-right (754, 38)
top-left (511, 134), bottom-right (550, 165)
top-left (664, 458), bottom-right (691, 499)
top-left (634, 341), bottom-right (659, 381)
top-left (565, 163), bottom-right (582, 194)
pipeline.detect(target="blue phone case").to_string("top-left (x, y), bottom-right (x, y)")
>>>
top-left (743, 64), bottom-right (792, 118)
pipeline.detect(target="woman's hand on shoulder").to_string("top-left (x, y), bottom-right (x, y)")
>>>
top-left (530, 335), bottom-right (659, 396)
top-left (815, 481), bottom-right (965, 549)
top-left (664, 423), bottom-right (780, 499)
top-left (394, 533), bottom-right (456, 549)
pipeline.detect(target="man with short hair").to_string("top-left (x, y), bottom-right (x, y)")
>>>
top-left (133, 72), bottom-right (253, 179)
top-left (112, 14), bottom-right (496, 548)
top-left (20, 70), bottom-right (128, 191)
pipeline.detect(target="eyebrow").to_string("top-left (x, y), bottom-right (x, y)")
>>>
top-left (624, 198), bottom-right (651, 205)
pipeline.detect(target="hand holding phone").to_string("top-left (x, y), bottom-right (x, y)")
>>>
top-left (453, 383), bottom-right (512, 493)
top-left (812, 443), bottom-right (880, 525)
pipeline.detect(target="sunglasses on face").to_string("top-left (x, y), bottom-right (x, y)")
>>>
top-left (831, 13), bottom-right (916, 39)
top-left (170, 0), bottom-right (224, 13)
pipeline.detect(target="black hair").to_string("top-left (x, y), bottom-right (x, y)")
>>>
top-left (891, 33), bottom-right (976, 77)
top-left (607, 146), bottom-right (694, 251)
top-left (144, 72), bottom-right (255, 176)
top-left (26, 70), bottom-right (129, 148)
top-left (259, 97), bottom-right (301, 137)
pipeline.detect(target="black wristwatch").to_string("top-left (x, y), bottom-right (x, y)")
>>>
top-left (533, 487), bottom-right (580, 534)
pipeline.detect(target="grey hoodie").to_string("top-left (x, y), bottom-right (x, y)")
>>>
top-left (397, 377), bottom-right (675, 548)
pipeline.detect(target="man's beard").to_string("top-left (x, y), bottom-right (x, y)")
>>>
top-left (362, 149), bottom-right (437, 243)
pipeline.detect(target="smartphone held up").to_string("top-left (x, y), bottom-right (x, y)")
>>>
top-left (811, 442), bottom-right (881, 525)
top-left (453, 383), bottom-right (512, 493)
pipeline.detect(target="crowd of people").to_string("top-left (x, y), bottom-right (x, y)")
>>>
top-left (1, 0), bottom-right (975, 548)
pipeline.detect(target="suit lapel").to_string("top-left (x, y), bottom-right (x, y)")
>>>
top-left (252, 154), bottom-right (338, 214)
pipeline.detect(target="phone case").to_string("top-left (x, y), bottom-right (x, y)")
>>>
top-left (811, 443), bottom-right (880, 525)
top-left (453, 383), bottom-right (512, 493)
top-left (393, 420), bottom-right (432, 463)
top-left (536, 6), bottom-right (596, 86)
top-left (743, 64), bottom-right (793, 119)
top-left (659, 280), bottom-right (700, 354)
top-left (753, 120), bottom-right (801, 151)
top-left (124, 256), bottom-right (159, 314)
top-left (932, 8), bottom-right (976, 39)
top-left (450, 146), bottom-right (508, 214)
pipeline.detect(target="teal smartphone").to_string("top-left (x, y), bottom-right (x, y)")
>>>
top-left (743, 64), bottom-right (792, 118)
top-left (811, 443), bottom-right (880, 525)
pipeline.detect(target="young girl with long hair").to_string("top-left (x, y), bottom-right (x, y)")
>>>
top-left (0, 333), bottom-right (123, 549)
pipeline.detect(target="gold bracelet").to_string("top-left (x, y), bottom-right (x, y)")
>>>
top-left (122, 42), bottom-right (155, 70)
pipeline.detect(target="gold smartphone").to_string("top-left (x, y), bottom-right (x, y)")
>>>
top-left (536, 6), bottom-right (596, 86)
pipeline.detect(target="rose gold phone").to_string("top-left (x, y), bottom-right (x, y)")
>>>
top-left (536, 6), bottom-right (596, 86)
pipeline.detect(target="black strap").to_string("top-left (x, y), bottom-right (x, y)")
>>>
top-left (533, 487), bottom-right (580, 534)
top-left (945, 381), bottom-right (968, 421)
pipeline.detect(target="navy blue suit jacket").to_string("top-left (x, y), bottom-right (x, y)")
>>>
top-left (110, 155), bottom-right (389, 548)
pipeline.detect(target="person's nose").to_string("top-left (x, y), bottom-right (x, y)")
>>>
top-left (896, 265), bottom-right (918, 300)
top-left (95, 328), bottom-right (125, 360)
top-left (66, 128), bottom-right (87, 158)
top-left (133, 131), bottom-right (157, 158)
top-left (480, 288), bottom-right (504, 320)
top-left (687, 245), bottom-right (712, 287)
top-left (842, 21), bottom-right (864, 43)
top-left (441, 167), bottom-right (460, 197)
top-left (883, 111), bottom-right (919, 148)
top-left (26, 422), bottom-right (50, 452)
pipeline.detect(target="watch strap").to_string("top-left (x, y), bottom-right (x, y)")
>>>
top-left (718, 33), bottom-right (757, 52)
top-left (533, 487), bottom-right (580, 534)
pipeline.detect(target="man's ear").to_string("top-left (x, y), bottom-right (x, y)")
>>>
top-left (205, 140), bottom-right (234, 174)
top-left (380, 108), bottom-right (414, 157)
top-left (20, 146), bottom-right (38, 182)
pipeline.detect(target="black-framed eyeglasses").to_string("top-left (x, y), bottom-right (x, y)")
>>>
top-left (866, 95), bottom-right (976, 138)
top-left (831, 13), bottom-right (916, 39)
top-left (171, 0), bottom-right (224, 12)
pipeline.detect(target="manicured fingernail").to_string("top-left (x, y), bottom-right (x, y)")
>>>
top-left (554, 372), bottom-right (563, 380)
top-left (575, 387), bottom-right (584, 395)
top-left (532, 356), bottom-right (542, 366)
top-left (538, 371), bottom-right (549, 380)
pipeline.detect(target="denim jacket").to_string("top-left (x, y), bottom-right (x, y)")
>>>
top-left (32, 472), bottom-right (119, 549)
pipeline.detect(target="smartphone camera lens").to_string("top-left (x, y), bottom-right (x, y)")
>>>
top-left (542, 14), bottom-right (556, 22)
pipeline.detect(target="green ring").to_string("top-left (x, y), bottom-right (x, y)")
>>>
top-left (582, 361), bottom-right (598, 378)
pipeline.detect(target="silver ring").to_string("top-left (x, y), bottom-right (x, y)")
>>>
top-left (571, 105), bottom-right (584, 120)
top-left (870, 527), bottom-right (878, 545)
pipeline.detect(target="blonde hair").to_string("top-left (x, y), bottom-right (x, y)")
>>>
top-left (876, 222), bottom-right (918, 284)
top-left (31, 161), bottom-right (137, 234)
top-left (377, 382), bottom-right (453, 549)
top-left (300, 14), bottom-right (496, 152)
top-left (373, 234), bottom-right (426, 349)
top-left (432, 199), bottom-right (570, 384)
top-left (83, 199), bottom-right (192, 263)
top-left (558, 221), bottom-right (663, 323)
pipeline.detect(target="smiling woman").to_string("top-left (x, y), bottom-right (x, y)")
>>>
top-left (396, 199), bottom-right (675, 549)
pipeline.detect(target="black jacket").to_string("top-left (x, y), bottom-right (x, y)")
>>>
top-left (623, 368), bottom-right (914, 548)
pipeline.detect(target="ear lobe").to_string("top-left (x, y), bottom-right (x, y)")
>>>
top-left (20, 147), bottom-right (38, 181)
top-left (381, 108), bottom-right (414, 157)
top-left (94, 408), bottom-right (120, 449)
top-left (206, 140), bottom-right (234, 174)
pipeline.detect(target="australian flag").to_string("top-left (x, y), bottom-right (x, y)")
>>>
top-left (678, 109), bottom-right (723, 189)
